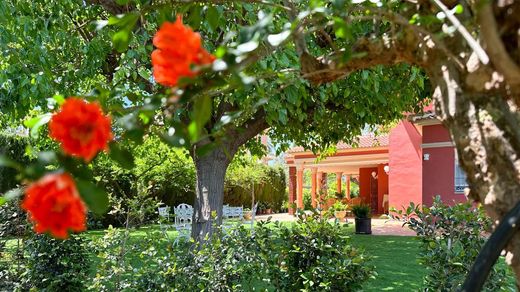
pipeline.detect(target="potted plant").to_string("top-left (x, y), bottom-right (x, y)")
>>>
top-left (335, 190), bottom-right (346, 200)
top-left (352, 204), bottom-right (372, 234)
top-left (332, 201), bottom-right (348, 222)
top-left (257, 201), bottom-right (268, 214)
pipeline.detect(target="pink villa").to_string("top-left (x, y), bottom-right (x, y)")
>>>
top-left (284, 113), bottom-right (469, 214)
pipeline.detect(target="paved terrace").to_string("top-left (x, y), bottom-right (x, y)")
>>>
top-left (254, 213), bottom-right (416, 236)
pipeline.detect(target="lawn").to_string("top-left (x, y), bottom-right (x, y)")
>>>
top-left (3, 223), bottom-right (514, 291)
top-left (351, 235), bottom-right (424, 291)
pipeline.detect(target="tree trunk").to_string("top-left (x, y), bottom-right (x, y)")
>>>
top-left (428, 59), bottom-right (520, 286)
top-left (191, 147), bottom-right (231, 242)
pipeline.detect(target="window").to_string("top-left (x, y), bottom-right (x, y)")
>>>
top-left (454, 151), bottom-right (469, 193)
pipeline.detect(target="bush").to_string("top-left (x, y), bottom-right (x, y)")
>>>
top-left (24, 234), bottom-right (92, 291)
top-left (0, 134), bottom-right (29, 193)
top-left (278, 212), bottom-right (374, 291)
top-left (393, 196), bottom-right (513, 291)
top-left (303, 188), bottom-right (313, 210)
top-left (90, 213), bottom-right (373, 291)
top-left (0, 197), bottom-right (28, 237)
top-left (172, 215), bottom-right (373, 291)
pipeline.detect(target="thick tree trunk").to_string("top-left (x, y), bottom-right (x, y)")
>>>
top-left (191, 148), bottom-right (231, 242)
top-left (428, 60), bottom-right (520, 286)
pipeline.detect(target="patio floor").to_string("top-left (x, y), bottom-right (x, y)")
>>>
top-left (254, 213), bottom-right (416, 236)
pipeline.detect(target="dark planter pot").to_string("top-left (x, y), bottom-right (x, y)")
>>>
top-left (355, 218), bottom-right (372, 234)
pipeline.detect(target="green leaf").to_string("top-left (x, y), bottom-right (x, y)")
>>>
top-left (0, 197), bottom-right (5, 206)
top-left (195, 143), bottom-right (217, 157)
top-left (113, 30), bottom-right (131, 53)
top-left (190, 95), bottom-right (212, 141)
top-left (206, 6), bottom-right (220, 31)
top-left (52, 94), bottom-right (65, 105)
top-left (0, 155), bottom-right (22, 171)
top-left (109, 143), bottom-right (135, 169)
top-left (24, 113), bottom-right (52, 138)
top-left (76, 180), bottom-right (109, 215)
top-left (278, 108), bottom-right (288, 125)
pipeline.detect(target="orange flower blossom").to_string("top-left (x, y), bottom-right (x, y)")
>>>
top-left (49, 97), bottom-right (113, 162)
top-left (151, 15), bottom-right (215, 87)
top-left (22, 173), bottom-right (86, 239)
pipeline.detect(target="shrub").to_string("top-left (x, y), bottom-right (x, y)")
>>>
top-left (165, 214), bottom-right (371, 290)
top-left (277, 212), bottom-right (374, 291)
top-left (331, 201), bottom-right (348, 211)
top-left (0, 133), bottom-right (30, 193)
top-left (23, 234), bottom-right (91, 291)
top-left (0, 197), bottom-right (28, 237)
top-left (91, 213), bottom-right (374, 291)
top-left (303, 188), bottom-right (313, 210)
top-left (393, 196), bottom-right (513, 291)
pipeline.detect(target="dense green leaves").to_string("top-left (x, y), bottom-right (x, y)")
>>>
top-left (393, 197), bottom-right (514, 291)
top-left (108, 142), bottom-right (135, 169)
top-left (76, 180), bottom-right (109, 215)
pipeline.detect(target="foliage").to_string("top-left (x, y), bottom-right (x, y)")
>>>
top-left (133, 135), bottom-right (196, 207)
top-left (90, 135), bottom-right (193, 227)
top-left (303, 188), bottom-right (313, 210)
top-left (334, 190), bottom-right (346, 200)
top-left (350, 180), bottom-right (360, 198)
top-left (352, 204), bottom-right (371, 219)
top-left (393, 197), bottom-right (512, 291)
top-left (91, 214), bottom-right (373, 291)
top-left (0, 134), bottom-right (29, 193)
top-left (0, 198), bottom-right (28, 237)
top-left (281, 213), bottom-right (374, 291)
top-left (89, 225), bottom-right (172, 291)
top-left (225, 155), bottom-right (286, 211)
top-left (331, 201), bottom-right (348, 212)
top-left (23, 233), bottom-right (92, 291)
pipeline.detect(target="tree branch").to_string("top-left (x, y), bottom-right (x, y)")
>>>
top-left (477, 2), bottom-right (520, 90)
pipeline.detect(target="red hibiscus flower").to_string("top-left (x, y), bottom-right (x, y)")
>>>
top-left (151, 16), bottom-right (215, 87)
top-left (22, 173), bottom-right (86, 239)
top-left (49, 98), bottom-right (113, 162)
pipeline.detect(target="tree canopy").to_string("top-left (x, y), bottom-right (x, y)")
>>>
top-left (3, 1), bottom-right (520, 286)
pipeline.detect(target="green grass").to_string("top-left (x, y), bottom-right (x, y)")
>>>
top-left (351, 235), bottom-right (425, 291)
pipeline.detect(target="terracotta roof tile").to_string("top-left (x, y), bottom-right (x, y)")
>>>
top-left (287, 134), bottom-right (389, 153)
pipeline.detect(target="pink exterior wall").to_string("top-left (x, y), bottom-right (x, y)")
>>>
top-left (422, 125), bottom-right (466, 205)
top-left (389, 121), bottom-right (423, 211)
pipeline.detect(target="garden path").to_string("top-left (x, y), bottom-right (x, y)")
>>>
top-left (254, 213), bottom-right (416, 236)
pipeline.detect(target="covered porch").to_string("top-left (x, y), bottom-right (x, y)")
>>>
top-left (285, 136), bottom-right (390, 215)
